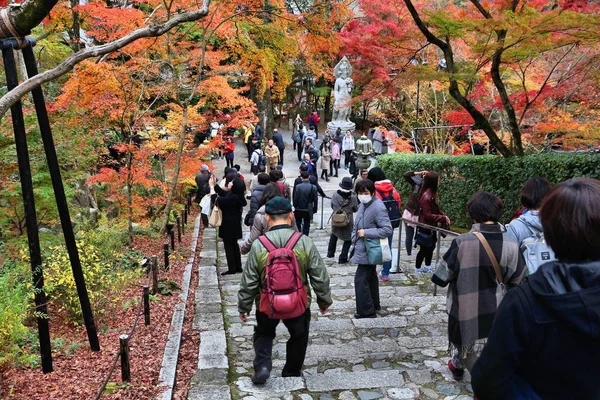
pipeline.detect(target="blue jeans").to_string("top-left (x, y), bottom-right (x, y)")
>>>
top-left (380, 231), bottom-right (394, 277)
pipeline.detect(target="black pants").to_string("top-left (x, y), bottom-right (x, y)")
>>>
top-left (416, 230), bottom-right (437, 268)
top-left (294, 210), bottom-right (311, 236)
top-left (405, 223), bottom-right (415, 256)
top-left (223, 238), bottom-right (242, 272)
top-left (297, 144), bottom-right (303, 161)
top-left (320, 169), bottom-right (328, 181)
top-left (253, 309), bottom-right (311, 376)
top-left (355, 264), bottom-right (380, 316)
top-left (327, 234), bottom-right (351, 263)
top-left (278, 147), bottom-right (284, 165)
top-left (329, 159), bottom-right (338, 176)
top-left (344, 150), bottom-right (352, 168)
top-left (246, 143), bottom-right (253, 160)
top-left (226, 157), bottom-right (234, 168)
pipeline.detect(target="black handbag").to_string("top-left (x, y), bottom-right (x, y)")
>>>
top-left (415, 228), bottom-right (435, 247)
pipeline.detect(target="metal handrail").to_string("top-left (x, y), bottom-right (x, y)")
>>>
top-left (396, 218), bottom-right (460, 296)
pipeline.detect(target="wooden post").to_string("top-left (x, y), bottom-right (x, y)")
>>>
top-left (120, 334), bottom-right (131, 382)
top-left (183, 204), bottom-right (188, 225)
top-left (22, 43), bottom-right (100, 354)
top-left (396, 220), bottom-right (403, 272)
top-left (176, 216), bottom-right (182, 243)
top-left (170, 229), bottom-right (175, 251)
top-left (433, 223), bottom-right (442, 297)
top-left (164, 243), bottom-right (170, 271)
top-left (143, 285), bottom-right (150, 326)
top-left (2, 42), bottom-right (53, 373)
top-left (151, 256), bottom-right (158, 295)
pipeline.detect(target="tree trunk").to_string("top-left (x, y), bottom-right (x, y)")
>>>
top-left (126, 149), bottom-right (134, 247)
top-left (160, 106), bottom-right (188, 234)
top-left (257, 87), bottom-right (274, 139)
top-left (69, 0), bottom-right (83, 53)
top-left (324, 85), bottom-right (332, 122)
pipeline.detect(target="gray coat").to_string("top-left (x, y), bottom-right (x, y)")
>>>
top-left (351, 197), bottom-right (393, 265)
top-left (330, 190), bottom-right (359, 241)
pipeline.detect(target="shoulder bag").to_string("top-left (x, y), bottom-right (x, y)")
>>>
top-left (209, 200), bottom-right (223, 228)
top-left (328, 198), bottom-right (350, 228)
top-left (473, 232), bottom-right (506, 297)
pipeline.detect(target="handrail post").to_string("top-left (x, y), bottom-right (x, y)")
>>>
top-left (396, 221), bottom-right (403, 272)
top-left (120, 334), bottom-right (131, 382)
top-left (320, 196), bottom-right (324, 229)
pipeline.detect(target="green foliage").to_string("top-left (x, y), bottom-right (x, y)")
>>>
top-left (377, 153), bottom-right (600, 228)
top-left (0, 258), bottom-right (32, 368)
top-left (157, 279), bottom-right (181, 296)
top-left (42, 233), bottom-right (133, 323)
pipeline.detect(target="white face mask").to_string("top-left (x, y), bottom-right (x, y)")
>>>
top-left (358, 194), bottom-right (372, 204)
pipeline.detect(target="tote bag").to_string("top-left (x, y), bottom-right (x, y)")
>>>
top-left (208, 201), bottom-right (222, 228)
top-left (364, 238), bottom-right (392, 265)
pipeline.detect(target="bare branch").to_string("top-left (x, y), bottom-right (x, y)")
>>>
top-left (469, 0), bottom-right (492, 19)
top-left (403, 0), bottom-right (448, 50)
top-left (0, 0), bottom-right (211, 119)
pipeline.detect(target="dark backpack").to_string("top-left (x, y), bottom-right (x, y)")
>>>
top-left (377, 189), bottom-right (401, 228)
top-left (293, 129), bottom-right (302, 143)
top-left (258, 232), bottom-right (307, 319)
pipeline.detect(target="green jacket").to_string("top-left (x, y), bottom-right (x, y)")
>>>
top-left (238, 226), bottom-right (333, 314)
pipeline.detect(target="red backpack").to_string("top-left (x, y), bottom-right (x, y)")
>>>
top-left (258, 232), bottom-right (307, 319)
top-left (275, 181), bottom-right (288, 198)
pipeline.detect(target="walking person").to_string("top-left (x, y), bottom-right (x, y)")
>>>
top-left (272, 129), bottom-right (285, 165)
top-left (306, 144), bottom-right (319, 179)
top-left (243, 125), bottom-right (253, 161)
top-left (342, 131), bottom-right (355, 169)
top-left (402, 170), bottom-right (427, 256)
top-left (415, 172), bottom-right (450, 273)
top-left (506, 177), bottom-right (555, 275)
top-left (294, 164), bottom-right (326, 198)
top-left (238, 197), bottom-right (332, 385)
top-left (351, 179), bottom-right (393, 318)
top-left (472, 178), bottom-right (600, 400)
top-left (327, 178), bottom-right (359, 264)
top-left (432, 191), bottom-right (525, 380)
top-left (264, 139), bottom-right (280, 173)
top-left (293, 171), bottom-right (318, 236)
top-left (293, 114), bottom-right (303, 152)
top-left (320, 141), bottom-right (331, 182)
top-left (372, 128), bottom-right (383, 156)
top-left (211, 173), bottom-right (247, 275)
top-left (295, 123), bottom-right (305, 161)
top-left (330, 138), bottom-right (341, 177)
top-left (308, 110), bottom-right (320, 138)
top-left (245, 173), bottom-right (270, 227)
top-left (223, 137), bottom-right (235, 168)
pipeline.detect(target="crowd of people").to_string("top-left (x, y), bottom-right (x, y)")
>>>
top-left (194, 121), bottom-right (600, 398)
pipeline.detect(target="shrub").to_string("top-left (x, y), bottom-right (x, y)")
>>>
top-left (377, 153), bottom-right (600, 228)
top-left (0, 261), bottom-right (31, 368)
top-left (42, 233), bottom-right (132, 324)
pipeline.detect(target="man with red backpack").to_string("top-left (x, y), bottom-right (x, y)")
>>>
top-left (238, 197), bottom-right (332, 385)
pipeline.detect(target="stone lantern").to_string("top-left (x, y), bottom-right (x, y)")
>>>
top-left (355, 134), bottom-right (373, 171)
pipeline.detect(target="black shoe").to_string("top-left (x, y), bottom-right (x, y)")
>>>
top-left (353, 313), bottom-right (377, 319)
top-left (281, 370), bottom-right (303, 378)
top-left (334, 174), bottom-right (338, 178)
top-left (375, 306), bottom-right (381, 311)
top-left (338, 258), bottom-right (348, 264)
top-left (221, 270), bottom-right (236, 276)
top-left (326, 254), bottom-right (334, 259)
top-left (251, 367), bottom-right (270, 384)
top-left (448, 360), bottom-right (464, 381)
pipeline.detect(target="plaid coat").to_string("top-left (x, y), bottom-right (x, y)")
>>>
top-left (432, 223), bottom-right (525, 353)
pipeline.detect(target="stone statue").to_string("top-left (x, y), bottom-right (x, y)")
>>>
top-left (327, 57), bottom-right (356, 134)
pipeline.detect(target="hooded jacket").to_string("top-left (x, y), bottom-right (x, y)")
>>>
top-left (373, 179), bottom-right (401, 212)
top-left (506, 211), bottom-right (543, 245)
top-left (471, 260), bottom-right (600, 400)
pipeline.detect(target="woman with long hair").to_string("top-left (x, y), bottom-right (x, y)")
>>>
top-left (415, 172), bottom-right (450, 273)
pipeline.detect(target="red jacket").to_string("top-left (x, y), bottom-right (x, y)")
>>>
top-left (417, 189), bottom-right (446, 226)
top-left (223, 141), bottom-right (235, 154)
top-left (374, 180), bottom-right (401, 209)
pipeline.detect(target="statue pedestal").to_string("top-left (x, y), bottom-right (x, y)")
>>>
top-left (327, 120), bottom-right (356, 134)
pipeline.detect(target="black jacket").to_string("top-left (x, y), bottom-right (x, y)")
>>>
top-left (272, 132), bottom-right (284, 150)
top-left (194, 172), bottom-right (211, 201)
top-left (215, 186), bottom-right (247, 240)
top-left (472, 260), bottom-right (600, 400)
top-left (293, 180), bottom-right (318, 215)
top-left (246, 184), bottom-right (265, 226)
top-left (293, 175), bottom-right (325, 198)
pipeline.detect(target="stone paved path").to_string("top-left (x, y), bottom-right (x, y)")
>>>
top-left (188, 132), bottom-right (473, 400)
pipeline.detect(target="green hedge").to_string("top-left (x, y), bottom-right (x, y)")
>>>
top-left (376, 153), bottom-right (600, 228)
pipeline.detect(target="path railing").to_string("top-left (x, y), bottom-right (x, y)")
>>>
top-left (93, 197), bottom-right (192, 399)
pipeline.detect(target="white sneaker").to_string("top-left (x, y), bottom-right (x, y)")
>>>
top-left (423, 265), bottom-right (432, 273)
top-left (414, 267), bottom-right (422, 274)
